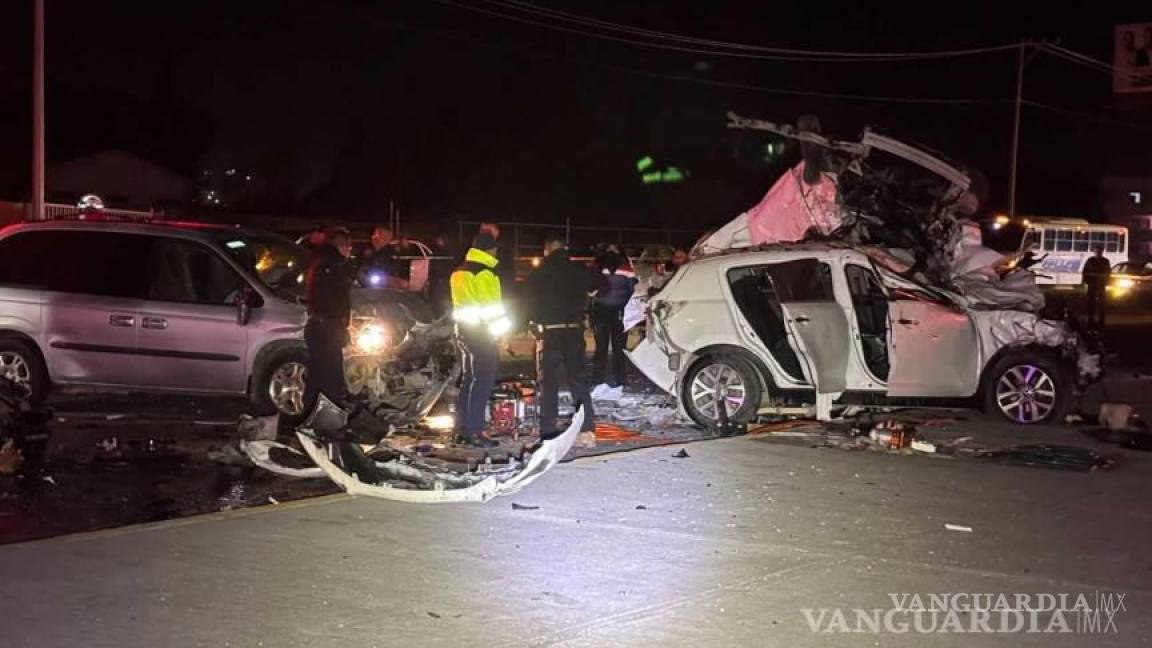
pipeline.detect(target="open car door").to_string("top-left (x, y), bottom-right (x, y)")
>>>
top-left (884, 291), bottom-right (981, 398)
top-left (765, 259), bottom-right (850, 395)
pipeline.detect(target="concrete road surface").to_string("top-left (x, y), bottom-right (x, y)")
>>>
top-left (2, 429), bottom-right (1151, 647)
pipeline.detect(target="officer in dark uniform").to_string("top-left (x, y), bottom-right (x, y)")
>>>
top-left (303, 227), bottom-right (354, 417)
top-left (523, 239), bottom-right (606, 440)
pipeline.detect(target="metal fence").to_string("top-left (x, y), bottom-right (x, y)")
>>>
top-left (40, 203), bottom-right (159, 222)
top-left (456, 219), bottom-right (700, 259)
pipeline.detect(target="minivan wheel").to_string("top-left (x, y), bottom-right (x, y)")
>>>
top-left (682, 354), bottom-right (763, 428)
top-left (0, 339), bottom-right (48, 407)
top-left (253, 349), bottom-right (308, 416)
top-left (983, 352), bottom-right (1068, 425)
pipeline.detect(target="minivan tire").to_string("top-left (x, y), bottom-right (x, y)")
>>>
top-left (252, 348), bottom-right (309, 416)
top-left (0, 338), bottom-right (49, 408)
top-left (982, 351), bottom-right (1069, 425)
top-left (682, 353), bottom-right (763, 428)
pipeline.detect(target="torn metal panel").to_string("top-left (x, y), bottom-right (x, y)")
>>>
top-left (288, 408), bottom-right (585, 503)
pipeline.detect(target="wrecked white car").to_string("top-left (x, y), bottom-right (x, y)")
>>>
top-left (631, 245), bottom-right (1097, 427)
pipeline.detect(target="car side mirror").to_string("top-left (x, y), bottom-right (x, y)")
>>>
top-left (236, 286), bottom-right (258, 326)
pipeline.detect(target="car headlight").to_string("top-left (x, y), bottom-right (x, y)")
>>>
top-left (1115, 278), bottom-right (1136, 290)
top-left (353, 323), bottom-right (389, 354)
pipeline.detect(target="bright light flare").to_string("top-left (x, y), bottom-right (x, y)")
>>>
top-left (354, 323), bottom-right (388, 353)
top-left (422, 414), bottom-right (455, 431)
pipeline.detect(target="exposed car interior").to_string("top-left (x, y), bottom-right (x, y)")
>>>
top-left (726, 266), bottom-right (805, 381)
top-left (844, 264), bottom-right (891, 380)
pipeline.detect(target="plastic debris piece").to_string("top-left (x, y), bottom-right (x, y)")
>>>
top-left (944, 524), bottom-right (973, 533)
top-left (1099, 404), bottom-right (1134, 431)
top-left (268, 496), bottom-right (280, 505)
top-left (672, 448), bottom-right (690, 458)
top-left (511, 503), bottom-right (540, 511)
top-left (41, 475), bottom-right (56, 486)
top-left (911, 440), bottom-right (937, 453)
top-left (105, 414), bottom-right (127, 421)
top-left (635, 505), bottom-right (648, 510)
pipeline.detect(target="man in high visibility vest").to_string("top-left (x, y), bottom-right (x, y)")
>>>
top-left (450, 231), bottom-right (511, 448)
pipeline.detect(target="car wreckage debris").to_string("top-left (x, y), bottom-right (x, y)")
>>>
top-left (240, 395), bottom-right (586, 503)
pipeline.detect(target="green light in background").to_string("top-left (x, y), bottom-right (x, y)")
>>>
top-left (641, 171), bottom-right (663, 184)
top-left (636, 156), bottom-right (655, 172)
top-left (662, 167), bottom-right (686, 183)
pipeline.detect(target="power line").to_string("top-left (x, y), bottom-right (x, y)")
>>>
top-left (1023, 99), bottom-right (1152, 134)
top-left (397, 17), bottom-right (1006, 105)
top-left (436, 0), bottom-right (1020, 63)
top-left (484, 0), bottom-right (1021, 59)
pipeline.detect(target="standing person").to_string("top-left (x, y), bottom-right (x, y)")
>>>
top-left (450, 231), bottom-right (511, 448)
top-left (648, 247), bottom-right (690, 296)
top-left (303, 227), bottom-right (354, 418)
top-left (1082, 247), bottom-right (1112, 330)
top-left (524, 239), bottom-right (605, 444)
top-left (590, 250), bottom-right (637, 399)
top-left (361, 226), bottom-right (411, 290)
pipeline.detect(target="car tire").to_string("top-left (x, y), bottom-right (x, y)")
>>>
top-left (0, 338), bottom-right (49, 408)
top-left (682, 353), bottom-right (763, 428)
top-left (252, 348), bottom-right (309, 417)
top-left (982, 351), bottom-right (1069, 425)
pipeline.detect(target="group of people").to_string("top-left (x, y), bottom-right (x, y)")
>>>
top-left (297, 221), bottom-right (689, 450)
top-left (450, 230), bottom-right (658, 448)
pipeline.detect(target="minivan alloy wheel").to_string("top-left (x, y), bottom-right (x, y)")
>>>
top-left (268, 361), bottom-right (307, 416)
top-left (689, 362), bottom-right (747, 421)
top-left (0, 352), bottom-right (31, 391)
top-left (995, 364), bottom-right (1057, 424)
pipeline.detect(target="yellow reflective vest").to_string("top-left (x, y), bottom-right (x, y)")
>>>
top-left (450, 248), bottom-right (511, 337)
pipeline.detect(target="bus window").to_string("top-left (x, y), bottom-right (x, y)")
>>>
top-left (1073, 230), bottom-right (1090, 252)
top-left (1021, 229), bottom-right (1041, 251)
top-left (1120, 233), bottom-right (1127, 254)
top-left (1055, 229), bottom-right (1074, 252)
top-left (1105, 232), bottom-right (1123, 253)
top-left (1041, 230), bottom-right (1055, 251)
top-left (1091, 231), bottom-right (1107, 250)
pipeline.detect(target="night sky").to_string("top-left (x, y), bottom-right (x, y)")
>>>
top-left (1, 0), bottom-right (1150, 232)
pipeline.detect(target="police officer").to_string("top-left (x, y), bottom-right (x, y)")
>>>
top-left (524, 239), bottom-right (606, 441)
top-left (303, 227), bottom-right (353, 419)
top-left (1082, 246), bottom-right (1112, 330)
top-left (450, 231), bottom-right (511, 448)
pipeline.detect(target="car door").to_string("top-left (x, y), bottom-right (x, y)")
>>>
top-left (39, 231), bottom-right (150, 386)
top-left (135, 237), bottom-right (250, 393)
top-left (885, 293), bottom-right (981, 398)
top-left (765, 259), bottom-right (850, 394)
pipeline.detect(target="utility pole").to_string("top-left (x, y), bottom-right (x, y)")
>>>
top-left (1007, 41), bottom-right (1027, 219)
top-left (31, 0), bottom-right (45, 221)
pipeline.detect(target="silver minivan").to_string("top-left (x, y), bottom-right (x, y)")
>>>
top-left (0, 220), bottom-right (313, 414)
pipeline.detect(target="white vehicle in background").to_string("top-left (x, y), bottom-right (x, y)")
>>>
top-left (1004, 217), bottom-right (1128, 286)
top-left (628, 245), bottom-right (1097, 426)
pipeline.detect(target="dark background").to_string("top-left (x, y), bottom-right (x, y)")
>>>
top-left (1, 0), bottom-right (1150, 231)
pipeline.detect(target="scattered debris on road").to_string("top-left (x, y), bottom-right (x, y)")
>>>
top-left (944, 524), bottom-right (974, 533)
top-left (980, 444), bottom-right (1116, 471)
top-left (511, 503), bottom-right (539, 511)
top-left (672, 449), bottom-right (690, 459)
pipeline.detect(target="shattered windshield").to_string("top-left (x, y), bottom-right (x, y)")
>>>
top-left (216, 232), bottom-right (308, 302)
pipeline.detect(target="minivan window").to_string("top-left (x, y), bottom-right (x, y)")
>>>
top-left (216, 233), bottom-right (307, 301)
top-left (147, 239), bottom-right (248, 305)
top-left (0, 231), bottom-right (53, 287)
top-left (38, 231), bottom-right (151, 298)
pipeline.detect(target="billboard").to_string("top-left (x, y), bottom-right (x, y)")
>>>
top-left (1115, 23), bottom-right (1152, 93)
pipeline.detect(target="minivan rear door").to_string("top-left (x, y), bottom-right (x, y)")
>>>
top-left (768, 259), bottom-right (850, 394)
top-left (136, 238), bottom-right (250, 393)
top-left (39, 231), bottom-right (150, 386)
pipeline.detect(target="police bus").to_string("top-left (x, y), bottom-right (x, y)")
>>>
top-left (984, 216), bottom-right (1129, 286)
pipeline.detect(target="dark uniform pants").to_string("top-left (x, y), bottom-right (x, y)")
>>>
top-left (304, 319), bottom-right (347, 411)
top-left (538, 328), bottom-right (595, 434)
top-left (591, 304), bottom-right (627, 387)
top-left (455, 327), bottom-right (499, 439)
top-left (1085, 284), bottom-right (1107, 330)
